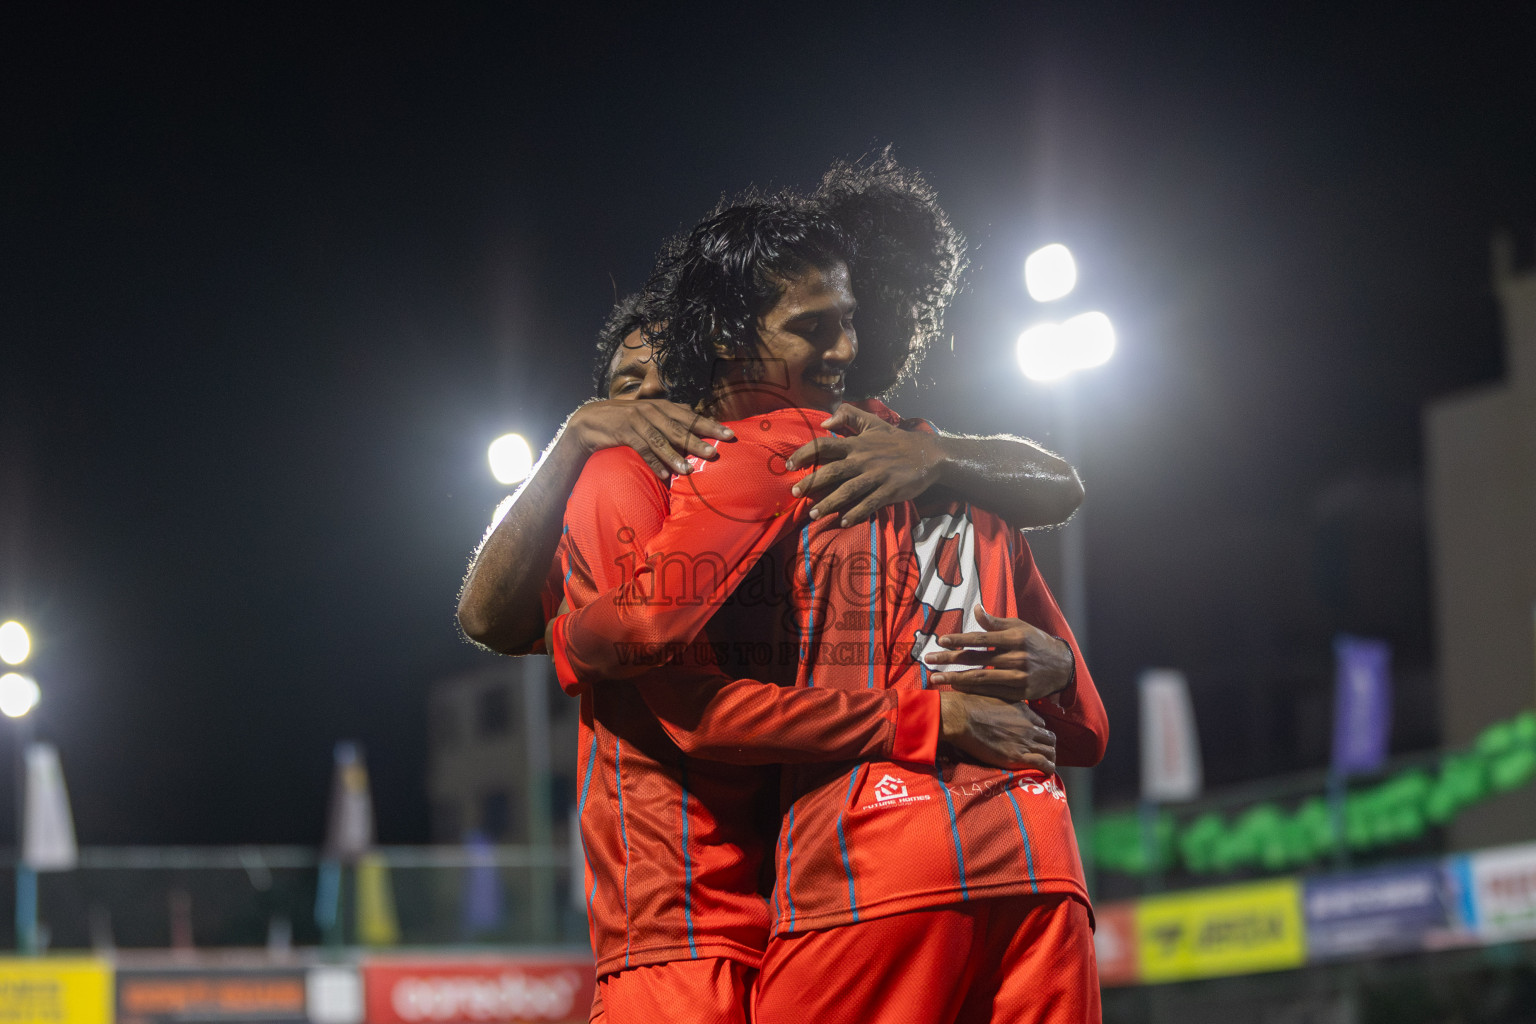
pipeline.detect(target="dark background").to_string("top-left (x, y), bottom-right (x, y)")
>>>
top-left (2, 2), bottom-right (1533, 844)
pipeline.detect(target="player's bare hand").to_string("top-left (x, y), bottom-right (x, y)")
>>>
top-left (784, 403), bottom-right (944, 527)
top-left (567, 399), bottom-right (735, 480)
top-left (940, 692), bottom-right (1056, 773)
top-left (926, 604), bottom-right (1073, 701)
top-left (542, 598), bottom-right (570, 654)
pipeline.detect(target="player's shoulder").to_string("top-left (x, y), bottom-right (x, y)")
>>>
top-left (722, 408), bottom-right (830, 456)
top-left (574, 447), bottom-right (669, 501)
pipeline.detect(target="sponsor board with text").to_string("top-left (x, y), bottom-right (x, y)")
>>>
top-left (1462, 841), bottom-right (1536, 942)
top-left (362, 955), bottom-right (595, 1024)
top-left (116, 965), bottom-right (309, 1024)
top-left (1303, 862), bottom-right (1460, 960)
top-left (1135, 879), bottom-right (1306, 983)
top-left (0, 957), bottom-right (111, 1024)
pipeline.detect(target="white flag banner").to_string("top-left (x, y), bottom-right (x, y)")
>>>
top-left (1139, 669), bottom-right (1203, 803)
top-left (23, 742), bottom-right (78, 871)
top-left (323, 741), bottom-right (375, 863)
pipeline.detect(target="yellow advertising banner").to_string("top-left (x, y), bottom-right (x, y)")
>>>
top-left (1135, 878), bottom-right (1306, 982)
top-left (0, 957), bottom-right (112, 1024)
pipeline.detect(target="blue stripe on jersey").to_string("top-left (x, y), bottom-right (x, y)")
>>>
top-left (837, 768), bottom-right (861, 921)
top-left (562, 524), bottom-right (572, 584)
top-left (802, 526), bottom-right (816, 686)
top-left (1002, 778), bottom-right (1040, 893)
top-left (578, 732), bottom-right (599, 912)
top-left (937, 767), bottom-right (969, 899)
top-left (782, 806), bottom-right (797, 930)
top-left (614, 739), bottom-right (632, 967)
top-left (677, 757), bottom-right (699, 958)
top-left (867, 520), bottom-right (877, 689)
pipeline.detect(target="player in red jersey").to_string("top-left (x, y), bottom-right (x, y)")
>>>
top-left (553, 308), bottom-right (1072, 1024)
top-left (461, 158), bottom-right (1091, 1023)
top-left (552, 193), bottom-right (1107, 1022)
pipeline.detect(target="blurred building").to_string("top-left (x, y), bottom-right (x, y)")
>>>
top-left (1424, 233), bottom-right (1536, 849)
top-left (426, 656), bottom-right (580, 846)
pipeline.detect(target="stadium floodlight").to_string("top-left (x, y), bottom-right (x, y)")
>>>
top-left (0, 621), bottom-right (29, 665)
top-left (1015, 311), bottom-right (1117, 382)
top-left (0, 673), bottom-right (39, 719)
top-left (1024, 243), bottom-right (1078, 303)
top-left (488, 433), bottom-right (534, 485)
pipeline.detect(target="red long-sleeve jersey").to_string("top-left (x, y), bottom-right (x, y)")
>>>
top-left (559, 441), bottom-right (941, 978)
top-left (553, 404), bottom-right (1108, 937)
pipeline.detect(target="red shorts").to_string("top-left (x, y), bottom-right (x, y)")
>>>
top-left (598, 957), bottom-right (758, 1024)
top-left (754, 894), bottom-right (1099, 1024)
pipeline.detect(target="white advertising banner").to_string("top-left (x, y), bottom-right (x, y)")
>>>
top-left (23, 742), bottom-right (78, 871)
top-left (1139, 669), bottom-right (1203, 803)
top-left (1464, 841), bottom-right (1536, 941)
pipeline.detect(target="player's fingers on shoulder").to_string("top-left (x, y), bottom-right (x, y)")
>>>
top-left (794, 459), bottom-right (855, 497)
top-left (633, 448), bottom-right (672, 480)
top-left (809, 477), bottom-right (878, 522)
top-left (837, 490), bottom-right (888, 527)
top-left (789, 435), bottom-right (848, 471)
top-left (681, 434), bottom-right (721, 460)
top-left (785, 439), bottom-right (822, 471)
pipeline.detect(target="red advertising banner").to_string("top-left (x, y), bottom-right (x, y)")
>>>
top-left (1094, 901), bottom-right (1140, 987)
top-left (116, 966), bottom-right (308, 1024)
top-left (362, 955), bottom-right (595, 1024)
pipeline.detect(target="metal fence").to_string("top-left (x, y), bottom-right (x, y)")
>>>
top-left (3, 845), bottom-right (586, 952)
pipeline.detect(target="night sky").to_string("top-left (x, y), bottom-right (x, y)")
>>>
top-left (3, 4), bottom-right (1534, 845)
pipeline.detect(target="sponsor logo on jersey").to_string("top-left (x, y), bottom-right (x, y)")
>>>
top-left (867, 772), bottom-right (932, 809)
top-left (944, 773), bottom-right (1068, 803)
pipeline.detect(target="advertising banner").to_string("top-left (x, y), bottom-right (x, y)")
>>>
top-left (116, 966), bottom-right (309, 1024)
top-left (1303, 862), bottom-right (1455, 960)
top-left (1136, 878), bottom-right (1306, 983)
top-left (22, 742), bottom-right (77, 870)
top-left (1139, 669), bottom-right (1203, 802)
top-left (1331, 635), bottom-right (1392, 775)
top-left (1093, 901), bottom-right (1140, 986)
top-left (362, 955), bottom-right (595, 1024)
top-left (0, 957), bottom-right (111, 1024)
top-left (1462, 841), bottom-right (1536, 941)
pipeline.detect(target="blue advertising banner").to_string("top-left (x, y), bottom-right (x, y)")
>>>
top-left (1304, 862), bottom-right (1453, 960)
top-left (1332, 635), bottom-right (1393, 775)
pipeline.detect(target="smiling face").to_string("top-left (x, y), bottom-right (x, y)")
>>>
top-left (714, 260), bottom-right (858, 418)
top-left (605, 329), bottom-right (667, 400)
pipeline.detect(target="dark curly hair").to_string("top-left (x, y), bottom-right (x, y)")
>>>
top-left (591, 290), bottom-right (657, 396)
top-left (813, 149), bottom-right (966, 397)
top-left (644, 153), bottom-right (964, 408)
top-left (643, 191), bottom-right (856, 408)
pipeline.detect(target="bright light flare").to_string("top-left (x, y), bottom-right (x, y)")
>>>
top-left (0, 673), bottom-right (39, 718)
top-left (1016, 311), bottom-right (1117, 382)
top-left (489, 494), bottom-right (515, 531)
top-left (1024, 243), bottom-right (1078, 302)
top-left (0, 621), bottom-right (29, 665)
top-left (487, 433), bottom-right (534, 485)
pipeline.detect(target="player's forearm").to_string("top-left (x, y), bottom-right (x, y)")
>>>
top-left (551, 475), bottom-right (805, 689)
top-left (1028, 658), bottom-right (1108, 766)
top-left (932, 434), bottom-right (1083, 529)
top-left (1038, 712), bottom-right (1108, 767)
top-left (457, 432), bottom-right (588, 654)
top-left (641, 673), bottom-right (940, 766)
top-left (550, 513), bottom-right (785, 688)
